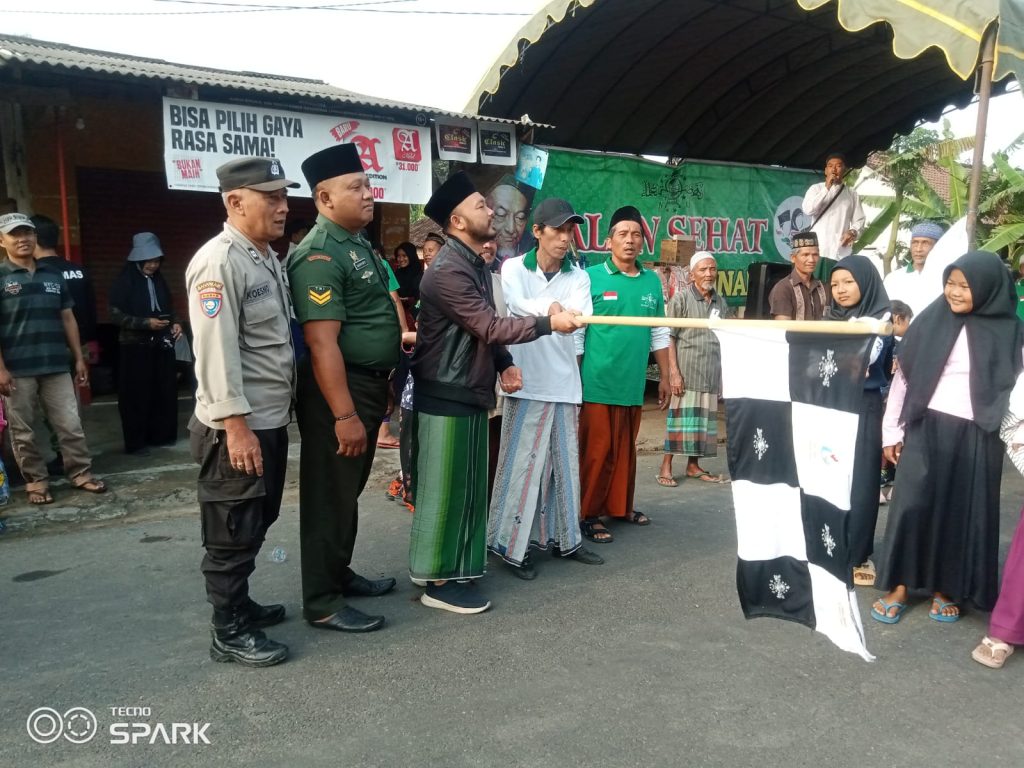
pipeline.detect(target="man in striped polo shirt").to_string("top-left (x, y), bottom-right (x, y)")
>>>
top-left (0, 213), bottom-right (106, 505)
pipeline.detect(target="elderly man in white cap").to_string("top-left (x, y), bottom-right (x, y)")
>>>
top-left (882, 220), bottom-right (946, 318)
top-left (657, 251), bottom-right (731, 486)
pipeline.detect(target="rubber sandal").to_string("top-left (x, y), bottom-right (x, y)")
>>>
top-left (74, 478), bottom-right (107, 494)
top-left (580, 519), bottom-right (613, 543)
top-left (623, 510), bottom-right (651, 526)
top-left (972, 636), bottom-right (1014, 669)
top-left (852, 560), bottom-right (876, 587)
top-left (929, 598), bottom-right (961, 623)
top-left (870, 597), bottom-right (907, 624)
top-left (655, 475), bottom-right (677, 487)
top-left (27, 489), bottom-right (54, 505)
top-left (686, 470), bottom-right (729, 484)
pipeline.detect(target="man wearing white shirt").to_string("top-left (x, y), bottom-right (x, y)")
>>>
top-left (487, 198), bottom-right (604, 579)
top-left (802, 152), bottom-right (865, 278)
top-left (882, 221), bottom-right (945, 318)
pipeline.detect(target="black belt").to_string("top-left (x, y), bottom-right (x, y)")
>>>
top-left (347, 364), bottom-right (395, 381)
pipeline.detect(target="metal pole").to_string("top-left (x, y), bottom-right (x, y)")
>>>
top-left (966, 22), bottom-right (998, 248)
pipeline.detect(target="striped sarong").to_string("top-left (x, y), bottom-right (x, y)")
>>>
top-left (664, 390), bottom-right (718, 457)
top-left (488, 398), bottom-right (582, 566)
top-left (409, 411), bottom-right (489, 581)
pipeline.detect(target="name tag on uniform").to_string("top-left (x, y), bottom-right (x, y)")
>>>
top-left (602, 291), bottom-right (618, 301)
top-left (353, 259), bottom-right (368, 270)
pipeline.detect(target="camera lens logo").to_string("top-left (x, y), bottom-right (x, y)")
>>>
top-left (26, 707), bottom-right (98, 744)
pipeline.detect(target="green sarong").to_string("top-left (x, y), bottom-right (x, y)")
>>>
top-left (409, 410), bottom-right (489, 581)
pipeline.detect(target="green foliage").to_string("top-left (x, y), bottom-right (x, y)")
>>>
top-left (860, 125), bottom-right (1024, 272)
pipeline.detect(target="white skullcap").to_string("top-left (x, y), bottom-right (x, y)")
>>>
top-left (689, 250), bottom-right (716, 271)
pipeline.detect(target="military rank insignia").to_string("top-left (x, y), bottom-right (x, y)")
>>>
top-left (197, 280), bottom-right (224, 318)
top-left (308, 285), bottom-right (332, 306)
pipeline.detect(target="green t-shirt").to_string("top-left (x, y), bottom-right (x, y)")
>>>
top-left (1016, 279), bottom-right (1024, 323)
top-left (581, 260), bottom-right (664, 406)
top-left (286, 214), bottom-right (400, 370)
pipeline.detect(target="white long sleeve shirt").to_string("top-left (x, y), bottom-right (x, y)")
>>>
top-left (802, 182), bottom-right (866, 262)
top-left (500, 252), bottom-right (592, 404)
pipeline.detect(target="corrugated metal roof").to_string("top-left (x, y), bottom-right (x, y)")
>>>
top-left (0, 33), bottom-right (536, 126)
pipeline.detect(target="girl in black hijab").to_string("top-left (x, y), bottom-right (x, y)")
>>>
top-left (392, 241), bottom-right (423, 323)
top-left (873, 251), bottom-right (1023, 624)
top-left (109, 232), bottom-right (182, 455)
top-left (828, 255), bottom-right (893, 588)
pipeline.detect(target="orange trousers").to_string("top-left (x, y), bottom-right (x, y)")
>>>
top-left (578, 402), bottom-right (642, 520)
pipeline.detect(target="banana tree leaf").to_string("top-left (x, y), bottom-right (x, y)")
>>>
top-left (981, 221), bottom-right (1024, 252)
top-left (856, 200), bottom-right (899, 249)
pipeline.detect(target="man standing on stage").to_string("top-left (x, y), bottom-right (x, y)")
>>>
top-left (578, 205), bottom-right (678, 544)
top-left (488, 197), bottom-right (604, 579)
top-left (658, 251), bottom-right (730, 487)
top-left (802, 152), bottom-right (865, 279)
top-left (768, 231), bottom-right (827, 321)
top-left (288, 143), bottom-right (400, 634)
top-left (410, 172), bottom-right (580, 613)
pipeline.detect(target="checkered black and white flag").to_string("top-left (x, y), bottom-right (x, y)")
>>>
top-left (714, 327), bottom-right (875, 660)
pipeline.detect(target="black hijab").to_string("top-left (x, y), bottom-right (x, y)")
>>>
top-left (898, 250), bottom-right (1023, 432)
top-left (392, 241), bottom-right (423, 300)
top-left (109, 261), bottom-right (172, 319)
top-left (828, 255), bottom-right (890, 319)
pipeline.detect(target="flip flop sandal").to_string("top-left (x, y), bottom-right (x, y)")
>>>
top-left (870, 598), bottom-right (907, 624)
top-left (74, 479), bottom-right (108, 494)
top-left (853, 560), bottom-right (876, 586)
top-left (929, 599), bottom-right (961, 623)
top-left (655, 475), bottom-right (678, 487)
top-left (972, 636), bottom-right (1014, 669)
top-left (580, 519), bottom-right (614, 543)
top-left (687, 471), bottom-right (728, 484)
top-left (27, 490), bottom-right (54, 505)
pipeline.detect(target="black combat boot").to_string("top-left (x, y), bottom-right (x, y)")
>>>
top-left (210, 608), bottom-right (288, 668)
top-left (244, 598), bottom-right (286, 629)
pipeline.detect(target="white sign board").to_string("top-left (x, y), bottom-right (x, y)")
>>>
top-left (162, 97), bottom-right (432, 203)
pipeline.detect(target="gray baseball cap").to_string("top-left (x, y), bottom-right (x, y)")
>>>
top-left (533, 198), bottom-right (583, 228)
top-left (0, 213), bottom-right (35, 234)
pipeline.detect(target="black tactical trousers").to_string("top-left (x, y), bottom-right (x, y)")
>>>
top-left (190, 418), bottom-right (289, 611)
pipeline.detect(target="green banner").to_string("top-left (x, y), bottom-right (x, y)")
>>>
top-left (535, 148), bottom-right (819, 305)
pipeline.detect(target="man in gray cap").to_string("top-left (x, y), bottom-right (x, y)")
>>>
top-left (0, 212), bottom-right (106, 504)
top-left (185, 156), bottom-right (298, 667)
top-left (487, 197), bottom-right (604, 579)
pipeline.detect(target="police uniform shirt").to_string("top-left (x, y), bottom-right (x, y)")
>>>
top-left (286, 214), bottom-right (400, 371)
top-left (186, 222), bottom-right (295, 430)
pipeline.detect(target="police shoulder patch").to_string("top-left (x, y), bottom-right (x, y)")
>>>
top-left (197, 280), bottom-right (224, 318)
top-left (308, 285), bottom-right (332, 306)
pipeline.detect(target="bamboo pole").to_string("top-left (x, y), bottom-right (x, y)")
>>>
top-left (577, 316), bottom-right (892, 336)
top-left (966, 21), bottom-right (998, 248)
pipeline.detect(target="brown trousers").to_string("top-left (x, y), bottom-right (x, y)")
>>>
top-left (6, 373), bottom-right (93, 492)
top-left (578, 402), bottom-right (642, 520)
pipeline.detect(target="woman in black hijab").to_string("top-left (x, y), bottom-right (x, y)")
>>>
top-left (109, 232), bottom-right (182, 455)
top-left (873, 251), bottom-right (1023, 624)
top-left (828, 255), bottom-right (893, 588)
top-left (391, 241), bottom-right (423, 325)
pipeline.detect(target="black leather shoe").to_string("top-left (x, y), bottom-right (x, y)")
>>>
top-left (210, 610), bottom-right (288, 668)
top-left (308, 606), bottom-right (385, 633)
top-left (563, 547), bottom-right (604, 565)
top-left (509, 554), bottom-right (537, 580)
top-left (245, 598), bottom-right (286, 628)
top-left (341, 573), bottom-right (397, 598)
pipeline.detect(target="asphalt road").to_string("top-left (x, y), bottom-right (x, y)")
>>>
top-left (1, 452), bottom-right (1021, 768)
